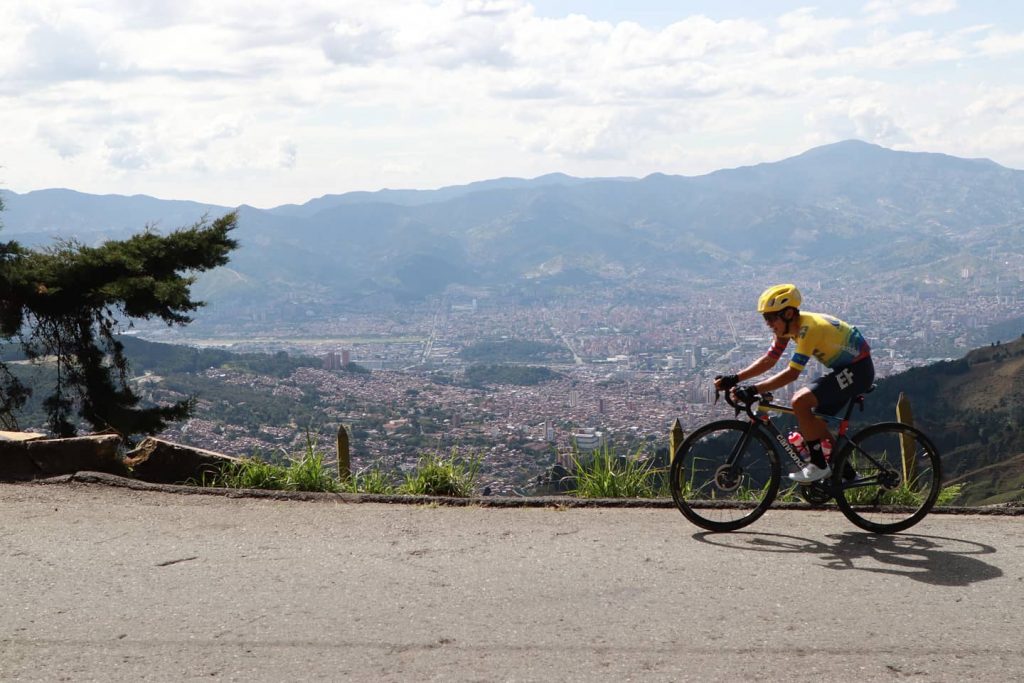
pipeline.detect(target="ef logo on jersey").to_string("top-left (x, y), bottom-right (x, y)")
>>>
top-left (836, 368), bottom-right (855, 389)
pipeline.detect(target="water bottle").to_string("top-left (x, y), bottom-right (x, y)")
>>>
top-left (787, 430), bottom-right (809, 460)
top-left (820, 437), bottom-right (833, 462)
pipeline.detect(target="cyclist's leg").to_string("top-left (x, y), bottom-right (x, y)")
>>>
top-left (809, 356), bottom-right (875, 417)
top-left (810, 357), bottom-right (875, 477)
top-left (788, 389), bottom-right (833, 481)
top-left (792, 388), bottom-right (829, 442)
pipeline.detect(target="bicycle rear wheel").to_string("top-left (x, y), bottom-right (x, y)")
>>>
top-left (832, 422), bottom-right (942, 533)
top-left (669, 420), bottom-right (780, 532)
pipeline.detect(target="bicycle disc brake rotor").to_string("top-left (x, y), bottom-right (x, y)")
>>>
top-left (713, 464), bottom-right (742, 492)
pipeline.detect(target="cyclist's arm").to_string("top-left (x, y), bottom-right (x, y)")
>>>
top-left (734, 353), bottom-right (777, 382)
top-left (733, 335), bottom-right (788, 382)
top-left (752, 366), bottom-right (801, 394)
top-left (752, 326), bottom-right (815, 392)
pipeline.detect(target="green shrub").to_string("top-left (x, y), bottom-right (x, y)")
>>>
top-left (398, 451), bottom-right (481, 497)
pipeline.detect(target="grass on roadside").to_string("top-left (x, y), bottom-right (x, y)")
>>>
top-left (341, 464), bottom-right (398, 495)
top-left (398, 450), bottom-right (481, 497)
top-left (571, 446), bottom-right (665, 498)
top-left (196, 445), bottom-right (340, 493)
top-left (195, 446), bottom-right (482, 497)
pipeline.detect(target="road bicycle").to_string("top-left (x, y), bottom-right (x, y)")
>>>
top-left (669, 385), bottom-right (942, 534)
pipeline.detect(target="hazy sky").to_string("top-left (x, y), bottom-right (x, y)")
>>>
top-left (2, 0), bottom-right (1023, 208)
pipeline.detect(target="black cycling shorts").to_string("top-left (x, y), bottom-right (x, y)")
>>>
top-left (810, 356), bottom-right (875, 416)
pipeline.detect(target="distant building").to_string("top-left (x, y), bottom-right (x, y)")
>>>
top-left (342, 349), bottom-right (351, 367)
top-left (572, 428), bottom-right (604, 452)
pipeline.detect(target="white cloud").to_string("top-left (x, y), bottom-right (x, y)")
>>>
top-left (523, 109), bottom-right (638, 161)
top-left (849, 28), bottom-right (965, 68)
top-left (458, 0), bottom-right (526, 17)
top-left (190, 122), bottom-right (245, 152)
top-left (805, 99), bottom-right (910, 145)
top-left (602, 16), bottom-right (767, 68)
top-left (975, 31), bottom-right (1024, 57)
top-left (105, 129), bottom-right (155, 170)
top-left (863, 0), bottom-right (958, 25)
top-left (36, 123), bottom-right (85, 159)
top-left (14, 17), bottom-right (110, 83)
top-left (774, 8), bottom-right (854, 57)
top-left (278, 140), bottom-right (298, 169)
top-left (965, 87), bottom-right (1024, 118)
top-left (322, 18), bottom-right (396, 65)
top-left (491, 77), bottom-right (569, 100)
top-left (1, 0), bottom-right (1023, 205)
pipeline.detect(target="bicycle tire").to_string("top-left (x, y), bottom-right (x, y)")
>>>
top-left (669, 419), bottom-right (780, 532)
top-left (832, 422), bottom-right (942, 534)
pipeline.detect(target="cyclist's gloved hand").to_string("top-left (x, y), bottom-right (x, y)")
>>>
top-left (733, 385), bottom-right (759, 405)
top-left (716, 374), bottom-right (739, 390)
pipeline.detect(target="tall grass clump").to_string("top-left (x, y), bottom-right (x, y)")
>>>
top-left (398, 450), bottom-right (481, 497)
top-left (198, 441), bottom-right (340, 493)
top-left (205, 457), bottom-right (289, 490)
top-left (286, 447), bottom-right (340, 492)
top-left (935, 483), bottom-right (963, 506)
top-left (341, 463), bottom-right (398, 495)
top-left (571, 446), bottom-right (663, 498)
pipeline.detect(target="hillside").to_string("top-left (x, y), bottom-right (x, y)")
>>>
top-left (861, 336), bottom-right (1024, 505)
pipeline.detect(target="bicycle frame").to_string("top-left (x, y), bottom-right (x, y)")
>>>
top-left (729, 390), bottom-right (894, 496)
top-left (753, 398), bottom-right (853, 470)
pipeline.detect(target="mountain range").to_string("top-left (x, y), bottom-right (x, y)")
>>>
top-left (3, 140), bottom-right (1024, 310)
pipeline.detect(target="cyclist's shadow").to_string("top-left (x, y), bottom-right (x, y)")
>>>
top-left (693, 530), bottom-right (1002, 586)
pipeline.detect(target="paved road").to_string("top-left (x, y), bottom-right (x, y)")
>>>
top-left (1, 480), bottom-right (1022, 681)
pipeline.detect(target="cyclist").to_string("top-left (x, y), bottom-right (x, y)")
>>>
top-left (715, 284), bottom-right (874, 483)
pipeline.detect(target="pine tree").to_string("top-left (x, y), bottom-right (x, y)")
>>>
top-left (0, 201), bottom-right (238, 440)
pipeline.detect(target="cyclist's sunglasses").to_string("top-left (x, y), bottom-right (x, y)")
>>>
top-left (762, 312), bottom-right (782, 323)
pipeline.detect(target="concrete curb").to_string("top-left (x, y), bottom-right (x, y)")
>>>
top-left (27, 471), bottom-right (1024, 515)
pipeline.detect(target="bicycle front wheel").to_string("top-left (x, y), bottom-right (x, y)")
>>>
top-left (669, 420), bottom-right (780, 532)
top-left (833, 422), bottom-right (942, 534)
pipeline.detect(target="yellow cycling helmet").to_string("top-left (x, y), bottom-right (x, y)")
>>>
top-left (758, 284), bottom-right (802, 313)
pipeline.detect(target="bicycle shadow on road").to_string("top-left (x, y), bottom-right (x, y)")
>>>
top-left (692, 531), bottom-right (1002, 586)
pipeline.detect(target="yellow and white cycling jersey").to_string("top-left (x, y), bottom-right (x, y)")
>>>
top-left (766, 312), bottom-right (870, 372)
